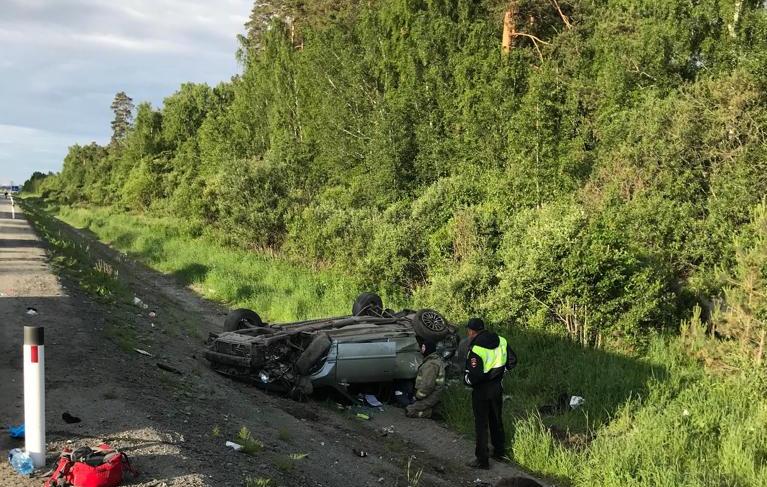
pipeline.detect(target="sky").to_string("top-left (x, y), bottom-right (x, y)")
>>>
top-left (0, 0), bottom-right (252, 186)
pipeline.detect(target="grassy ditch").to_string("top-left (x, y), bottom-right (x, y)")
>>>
top-left (442, 334), bottom-right (767, 486)
top-left (22, 202), bottom-right (127, 301)
top-left (24, 200), bottom-right (767, 487)
top-left (45, 201), bottom-right (363, 323)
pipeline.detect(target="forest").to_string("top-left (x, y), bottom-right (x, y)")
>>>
top-left (29, 0), bottom-right (767, 352)
top-left (24, 1), bottom-right (767, 483)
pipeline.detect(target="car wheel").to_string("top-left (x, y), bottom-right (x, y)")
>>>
top-left (412, 309), bottom-right (450, 341)
top-left (352, 292), bottom-right (384, 317)
top-left (295, 333), bottom-right (332, 375)
top-left (223, 308), bottom-right (264, 332)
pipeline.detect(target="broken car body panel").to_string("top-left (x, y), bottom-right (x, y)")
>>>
top-left (204, 310), bottom-right (457, 395)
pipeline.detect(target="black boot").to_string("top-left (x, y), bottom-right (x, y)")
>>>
top-left (467, 458), bottom-right (490, 470)
top-left (491, 452), bottom-right (511, 463)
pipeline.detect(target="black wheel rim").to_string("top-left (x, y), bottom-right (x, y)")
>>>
top-left (421, 311), bottom-right (446, 332)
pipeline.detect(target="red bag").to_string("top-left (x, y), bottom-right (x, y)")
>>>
top-left (45, 444), bottom-right (137, 487)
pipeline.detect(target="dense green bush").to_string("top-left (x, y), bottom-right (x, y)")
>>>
top-left (210, 157), bottom-right (290, 249)
top-left (491, 200), bottom-right (587, 328)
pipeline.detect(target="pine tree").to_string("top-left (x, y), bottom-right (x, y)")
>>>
top-left (717, 201), bottom-right (767, 365)
top-left (110, 91), bottom-right (135, 145)
top-left (240, 0), bottom-right (361, 56)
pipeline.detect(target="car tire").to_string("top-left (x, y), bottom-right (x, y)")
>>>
top-left (223, 308), bottom-right (264, 332)
top-left (412, 309), bottom-right (450, 341)
top-left (352, 292), bottom-right (384, 317)
top-left (295, 333), bottom-right (332, 375)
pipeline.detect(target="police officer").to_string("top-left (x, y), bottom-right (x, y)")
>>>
top-left (406, 340), bottom-right (446, 419)
top-left (464, 318), bottom-right (516, 469)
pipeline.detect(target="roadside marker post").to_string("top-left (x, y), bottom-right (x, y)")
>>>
top-left (23, 325), bottom-right (46, 468)
top-left (10, 195), bottom-right (15, 219)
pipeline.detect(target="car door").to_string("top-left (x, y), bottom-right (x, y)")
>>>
top-left (335, 340), bottom-right (396, 383)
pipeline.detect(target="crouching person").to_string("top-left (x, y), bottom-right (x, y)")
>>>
top-left (406, 341), bottom-right (446, 419)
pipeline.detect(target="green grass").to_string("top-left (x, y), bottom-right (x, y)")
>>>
top-left (50, 203), bottom-right (365, 322)
top-left (442, 332), bottom-right (767, 486)
top-left (25, 200), bottom-right (767, 487)
top-left (237, 426), bottom-right (265, 456)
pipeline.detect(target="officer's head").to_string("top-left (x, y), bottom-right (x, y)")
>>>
top-left (466, 317), bottom-right (485, 339)
top-left (420, 340), bottom-right (436, 356)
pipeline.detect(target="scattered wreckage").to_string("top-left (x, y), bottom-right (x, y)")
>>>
top-left (204, 293), bottom-right (458, 398)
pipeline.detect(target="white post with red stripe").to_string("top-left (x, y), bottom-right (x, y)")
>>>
top-left (23, 325), bottom-right (46, 468)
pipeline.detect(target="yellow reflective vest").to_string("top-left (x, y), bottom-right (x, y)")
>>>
top-left (471, 336), bottom-right (508, 374)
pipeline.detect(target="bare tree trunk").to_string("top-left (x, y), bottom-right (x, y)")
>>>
top-left (502, 2), bottom-right (519, 55)
top-left (728, 0), bottom-right (743, 38)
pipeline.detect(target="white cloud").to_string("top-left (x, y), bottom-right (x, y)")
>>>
top-left (72, 33), bottom-right (190, 53)
top-left (0, 0), bottom-right (251, 183)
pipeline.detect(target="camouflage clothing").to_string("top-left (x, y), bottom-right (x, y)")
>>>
top-left (406, 352), bottom-right (447, 419)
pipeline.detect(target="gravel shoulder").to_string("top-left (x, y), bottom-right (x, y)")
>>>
top-left (0, 198), bottom-right (544, 487)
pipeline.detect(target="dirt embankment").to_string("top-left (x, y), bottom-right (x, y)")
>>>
top-left (0, 198), bottom-right (544, 487)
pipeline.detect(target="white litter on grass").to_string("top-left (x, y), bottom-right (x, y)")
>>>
top-left (133, 297), bottom-right (149, 309)
top-left (682, 409), bottom-right (690, 417)
top-left (569, 396), bottom-right (585, 409)
top-left (134, 349), bottom-right (153, 357)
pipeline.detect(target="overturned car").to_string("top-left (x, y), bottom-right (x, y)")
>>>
top-left (204, 293), bottom-right (458, 398)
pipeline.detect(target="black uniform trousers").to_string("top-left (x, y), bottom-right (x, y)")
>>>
top-left (471, 387), bottom-right (505, 462)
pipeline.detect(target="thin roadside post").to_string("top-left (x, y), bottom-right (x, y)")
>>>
top-left (24, 325), bottom-right (46, 468)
